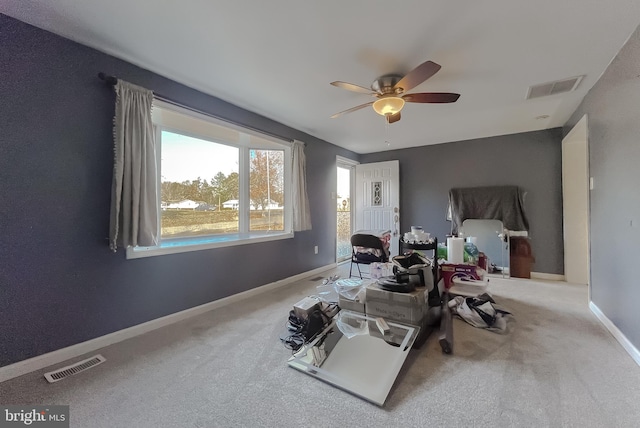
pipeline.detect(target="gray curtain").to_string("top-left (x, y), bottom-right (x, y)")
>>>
top-left (447, 186), bottom-right (529, 235)
top-left (109, 80), bottom-right (158, 251)
top-left (292, 140), bottom-right (312, 231)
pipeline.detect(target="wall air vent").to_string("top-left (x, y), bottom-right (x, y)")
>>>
top-left (44, 355), bottom-right (106, 383)
top-left (526, 75), bottom-right (584, 99)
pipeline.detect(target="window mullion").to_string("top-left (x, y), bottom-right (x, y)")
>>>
top-left (238, 141), bottom-right (250, 234)
top-left (283, 146), bottom-right (292, 233)
top-left (155, 126), bottom-right (163, 242)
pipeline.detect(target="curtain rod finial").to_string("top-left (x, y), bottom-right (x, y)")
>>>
top-left (98, 72), bottom-right (117, 85)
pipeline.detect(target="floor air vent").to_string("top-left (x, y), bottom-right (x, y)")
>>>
top-left (44, 354), bottom-right (106, 383)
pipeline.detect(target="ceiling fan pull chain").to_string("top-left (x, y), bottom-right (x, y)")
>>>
top-left (385, 119), bottom-right (391, 147)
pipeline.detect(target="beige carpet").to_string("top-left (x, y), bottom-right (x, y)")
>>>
top-left (2, 264), bottom-right (639, 428)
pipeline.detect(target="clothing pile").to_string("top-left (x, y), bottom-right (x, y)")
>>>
top-left (450, 293), bottom-right (512, 333)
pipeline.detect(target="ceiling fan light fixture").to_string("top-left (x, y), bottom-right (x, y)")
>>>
top-left (372, 97), bottom-right (405, 116)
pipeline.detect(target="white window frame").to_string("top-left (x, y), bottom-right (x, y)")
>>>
top-left (336, 156), bottom-right (359, 263)
top-left (127, 101), bottom-right (293, 259)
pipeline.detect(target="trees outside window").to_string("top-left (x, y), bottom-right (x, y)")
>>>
top-left (249, 149), bottom-right (284, 231)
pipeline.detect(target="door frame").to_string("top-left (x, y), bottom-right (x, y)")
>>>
top-left (562, 114), bottom-right (590, 289)
top-left (336, 156), bottom-right (359, 263)
top-left (354, 160), bottom-right (400, 257)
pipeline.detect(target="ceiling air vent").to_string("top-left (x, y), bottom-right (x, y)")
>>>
top-left (44, 354), bottom-right (106, 383)
top-left (526, 75), bottom-right (584, 99)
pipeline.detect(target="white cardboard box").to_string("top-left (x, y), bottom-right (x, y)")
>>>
top-left (338, 286), bottom-right (367, 313)
top-left (364, 282), bottom-right (428, 326)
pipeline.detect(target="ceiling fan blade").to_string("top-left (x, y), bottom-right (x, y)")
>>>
top-left (330, 101), bottom-right (374, 118)
top-left (387, 112), bottom-right (401, 124)
top-left (394, 60), bottom-right (442, 92)
top-left (402, 92), bottom-right (460, 103)
top-left (330, 81), bottom-right (375, 95)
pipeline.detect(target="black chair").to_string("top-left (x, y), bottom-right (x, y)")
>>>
top-left (349, 233), bottom-right (389, 278)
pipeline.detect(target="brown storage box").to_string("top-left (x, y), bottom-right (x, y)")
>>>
top-left (511, 257), bottom-right (534, 278)
top-left (510, 237), bottom-right (535, 278)
top-left (364, 282), bottom-right (428, 326)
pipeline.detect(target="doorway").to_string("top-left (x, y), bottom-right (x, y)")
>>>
top-left (336, 157), bottom-right (357, 262)
top-left (354, 160), bottom-right (400, 256)
top-left (562, 114), bottom-right (590, 286)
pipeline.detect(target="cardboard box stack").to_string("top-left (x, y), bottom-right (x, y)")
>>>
top-left (364, 282), bottom-right (428, 327)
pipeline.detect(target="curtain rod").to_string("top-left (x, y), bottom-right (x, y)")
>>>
top-left (98, 72), bottom-right (297, 144)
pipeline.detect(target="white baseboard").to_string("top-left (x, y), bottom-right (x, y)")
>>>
top-left (531, 272), bottom-right (565, 281)
top-left (0, 263), bottom-right (337, 383)
top-left (589, 301), bottom-right (640, 367)
top-left (488, 272), bottom-right (565, 281)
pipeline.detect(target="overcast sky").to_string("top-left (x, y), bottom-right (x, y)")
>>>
top-left (161, 131), bottom-right (238, 183)
top-left (337, 166), bottom-right (350, 199)
top-left (163, 130), bottom-right (351, 198)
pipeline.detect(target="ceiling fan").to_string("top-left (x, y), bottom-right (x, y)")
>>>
top-left (330, 60), bottom-right (460, 124)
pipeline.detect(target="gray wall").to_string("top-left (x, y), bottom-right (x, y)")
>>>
top-left (361, 129), bottom-right (564, 274)
top-left (0, 15), bottom-right (357, 366)
top-left (565, 23), bottom-right (640, 350)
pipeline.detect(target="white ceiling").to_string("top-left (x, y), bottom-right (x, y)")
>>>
top-left (3, 1), bottom-right (640, 153)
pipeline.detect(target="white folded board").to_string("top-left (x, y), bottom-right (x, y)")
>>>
top-left (449, 277), bottom-right (489, 297)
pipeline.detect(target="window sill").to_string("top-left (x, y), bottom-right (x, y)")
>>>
top-left (126, 231), bottom-right (294, 259)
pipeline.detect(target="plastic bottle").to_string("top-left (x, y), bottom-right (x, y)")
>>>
top-left (437, 243), bottom-right (448, 260)
top-left (464, 242), bottom-right (479, 264)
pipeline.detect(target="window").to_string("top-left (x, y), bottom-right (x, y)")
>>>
top-left (249, 149), bottom-right (285, 232)
top-left (127, 101), bottom-right (293, 259)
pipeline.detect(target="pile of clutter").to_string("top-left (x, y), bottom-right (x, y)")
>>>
top-left (447, 293), bottom-right (511, 333)
top-left (437, 235), bottom-right (513, 335)
top-left (438, 236), bottom-right (490, 297)
top-left (280, 283), bottom-right (340, 352)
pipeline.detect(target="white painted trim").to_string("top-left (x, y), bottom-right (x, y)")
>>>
top-left (127, 232), bottom-right (294, 259)
top-left (336, 155), bottom-right (359, 167)
top-left (589, 301), bottom-right (640, 367)
top-left (562, 114), bottom-right (591, 286)
top-left (531, 272), bottom-right (565, 281)
top-left (0, 263), bottom-right (337, 383)
top-left (336, 155), bottom-right (359, 263)
top-left (564, 113), bottom-right (587, 141)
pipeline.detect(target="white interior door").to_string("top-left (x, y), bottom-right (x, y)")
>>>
top-left (355, 160), bottom-right (400, 256)
top-left (562, 115), bottom-right (590, 285)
